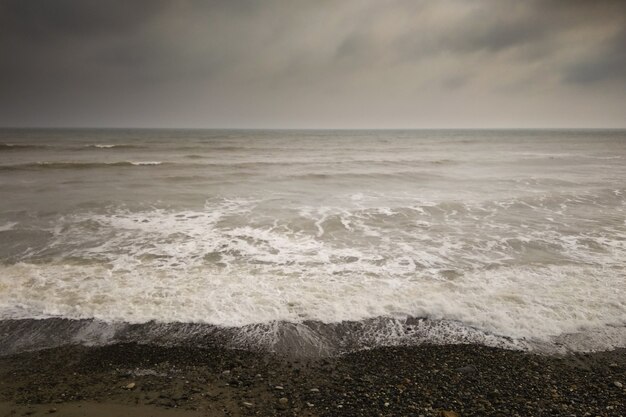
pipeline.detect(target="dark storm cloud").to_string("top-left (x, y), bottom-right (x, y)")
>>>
top-left (0, 0), bottom-right (159, 85)
top-left (0, 0), bottom-right (166, 40)
top-left (565, 28), bottom-right (626, 84)
top-left (0, 0), bottom-right (624, 128)
top-left (391, 0), bottom-right (624, 64)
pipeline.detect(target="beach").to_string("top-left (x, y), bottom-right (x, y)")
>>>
top-left (3, 1), bottom-right (626, 414)
top-left (1, 128), bottom-right (625, 415)
top-left (1, 342), bottom-right (625, 416)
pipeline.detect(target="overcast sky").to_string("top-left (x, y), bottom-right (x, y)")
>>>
top-left (1, 0), bottom-right (625, 128)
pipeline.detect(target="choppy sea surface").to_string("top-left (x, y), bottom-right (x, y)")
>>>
top-left (0, 129), bottom-right (625, 355)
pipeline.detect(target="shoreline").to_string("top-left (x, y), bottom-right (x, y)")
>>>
top-left (1, 342), bottom-right (625, 416)
top-left (0, 317), bottom-right (526, 359)
top-left (4, 317), bottom-right (625, 359)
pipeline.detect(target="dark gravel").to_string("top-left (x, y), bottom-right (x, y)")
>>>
top-left (1, 342), bottom-right (625, 416)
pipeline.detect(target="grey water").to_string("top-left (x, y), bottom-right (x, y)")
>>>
top-left (0, 129), bottom-right (625, 354)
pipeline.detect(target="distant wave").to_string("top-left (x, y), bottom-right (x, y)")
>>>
top-left (0, 161), bottom-right (166, 171)
top-left (284, 171), bottom-right (448, 181)
top-left (173, 158), bottom-right (461, 169)
top-left (82, 144), bottom-right (142, 149)
top-left (128, 161), bottom-right (163, 166)
top-left (1, 143), bottom-right (146, 152)
top-left (210, 145), bottom-right (248, 152)
top-left (0, 143), bottom-right (48, 151)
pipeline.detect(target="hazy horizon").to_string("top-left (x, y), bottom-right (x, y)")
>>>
top-left (2, 126), bottom-right (626, 131)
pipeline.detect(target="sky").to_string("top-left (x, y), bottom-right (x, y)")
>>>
top-left (1, 0), bottom-right (625, 129)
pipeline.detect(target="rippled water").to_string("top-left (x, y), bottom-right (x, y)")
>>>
top-left (0, 129), bottom-right (625, 353)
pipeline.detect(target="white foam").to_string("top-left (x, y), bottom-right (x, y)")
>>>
top-left (1, 261), bottom-right (624, 342)
top-left (0, 194), bottom-right (625, 351)
top-left (0, 222), bottom-right (17, 232)
top-left (128, 161), bottom-right (163, 166)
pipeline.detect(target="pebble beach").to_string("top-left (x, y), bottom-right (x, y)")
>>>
top-left (1, 342), bottom-right (625, 417)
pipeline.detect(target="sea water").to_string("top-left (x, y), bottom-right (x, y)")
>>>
top-left (0, 129), bottom-right (624, 354)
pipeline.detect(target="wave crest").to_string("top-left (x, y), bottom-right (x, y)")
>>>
top-left (0, 161), bottom-right (165, 170)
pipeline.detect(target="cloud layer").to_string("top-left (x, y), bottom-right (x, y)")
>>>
top-left (1, 0), bottom-right (625, 128)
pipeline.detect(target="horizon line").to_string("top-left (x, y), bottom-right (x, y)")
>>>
top-left (1, 126), bottom-right (626, 131)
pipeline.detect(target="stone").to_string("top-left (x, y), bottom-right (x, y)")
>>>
top-left (278, 397), bottom-right (289, 405)
top-left (309, 388), bottom-right (319, 392)
top-left (124, 382), bottom-right (136, 390)
top-left (440, 411), bottom-right (460, 417)
top-left (456, 365), bottom-right (477, 375)
top-left (614, 381), bottom-right (623, 388)
top-left (275, 385), bottom-right (284, 390)
top-left (242, 401), bottom-right (254, 407)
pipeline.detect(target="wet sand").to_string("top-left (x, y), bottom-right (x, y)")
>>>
top-left (1, 343), bottom-right (625, 416)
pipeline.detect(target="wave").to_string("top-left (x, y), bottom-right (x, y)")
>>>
top-left (127, 161), bottom-right (163, 166)
top-left (0, 317), bottom-right (527, 357)
top-left (1, 143), bottom-right (146, 152)
top-left (1, 187), bottom-right (624, 349)
top-left (209, 145), bottom-right (249, 152)
top-left (82, 144), bottom-right (142, 150)
top-left (284, 170), bottom-right (447, 181)
top-left (0, 221), bottom-right (18, 232)
top-left (0, 143), bottom-right (48, 151)
top-left (0, 159), bottom-right (451, 172)
top-left (1, 315), bottom-right (624, 358)
top-left (0, 161), bottom-right (166, 171)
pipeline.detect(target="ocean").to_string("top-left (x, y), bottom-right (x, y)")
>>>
top-left (0, 128), bottom-right (625, 356)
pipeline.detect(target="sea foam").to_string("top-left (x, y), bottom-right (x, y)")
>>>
top-left (1, 193), bottom-right (624, 351)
